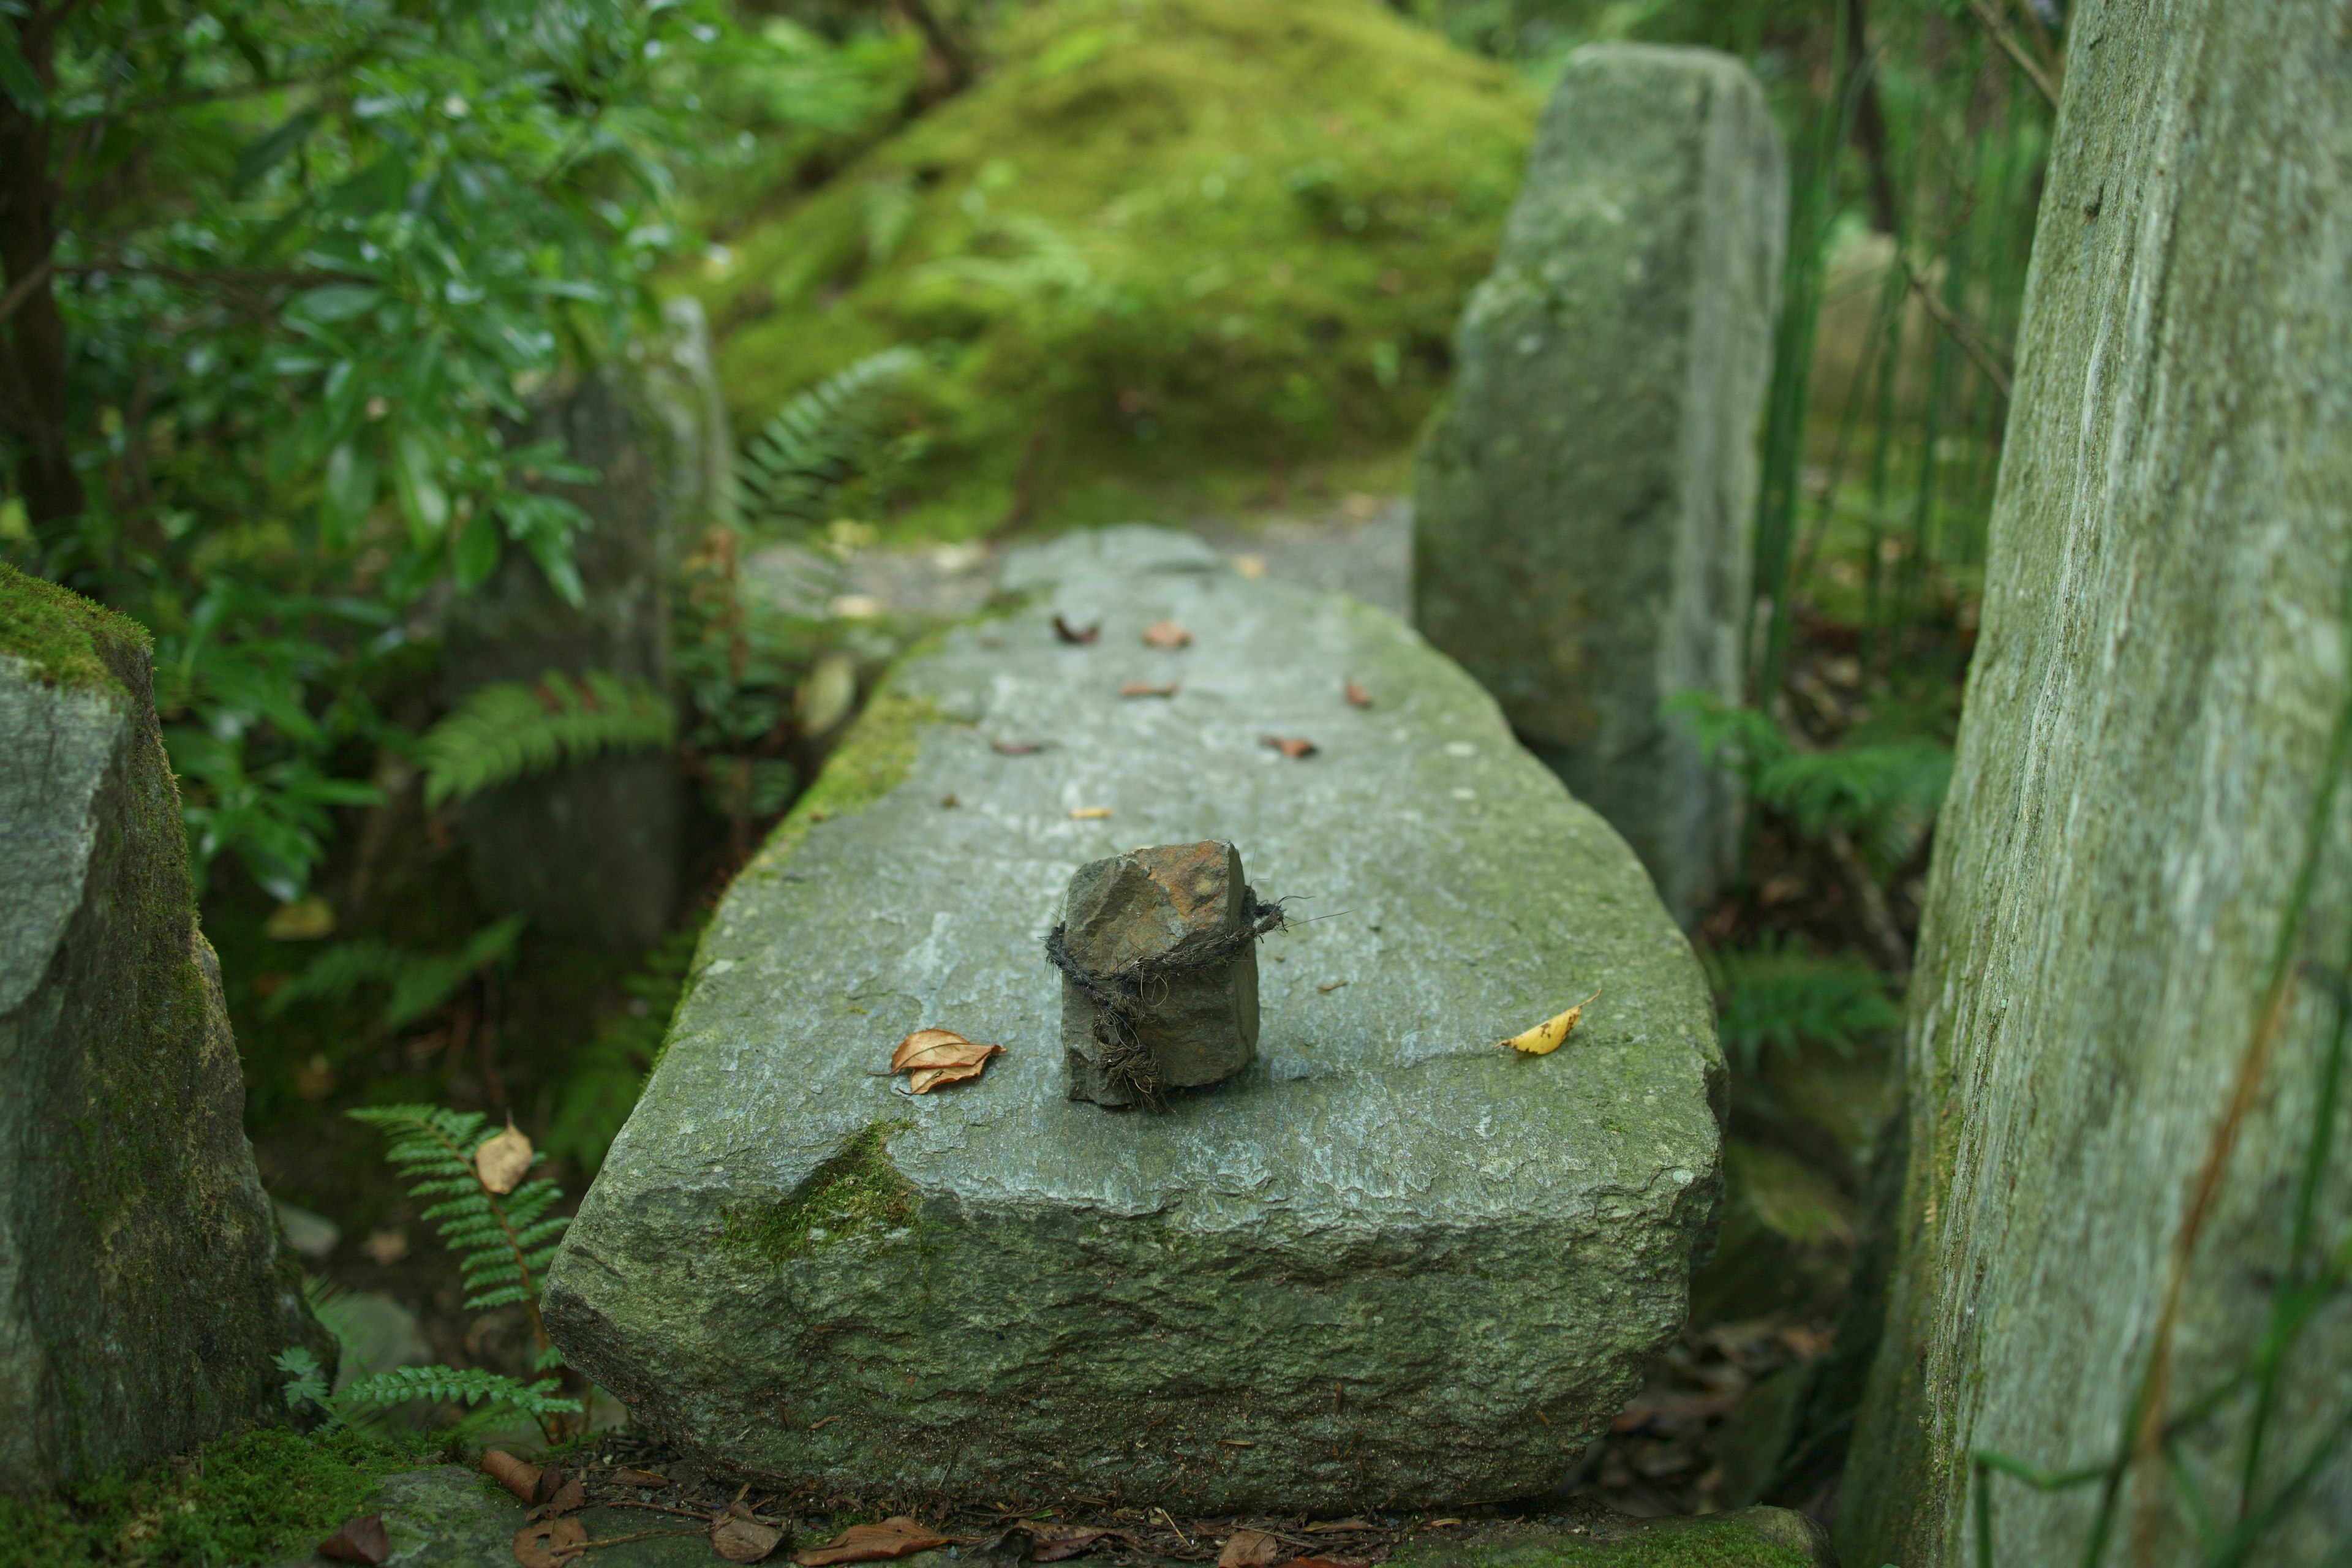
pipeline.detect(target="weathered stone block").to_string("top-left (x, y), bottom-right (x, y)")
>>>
top-left (1414, 44), bottom-right (1785, 925)
top-left (1842, 6), bottom-right (2352, 1562)
top-left (545, 526), bottom-right (1723, 1511)
top-left (0, 565), bottom-right (328, 1493)
top-left (1058, 839), bottom-right (1262, 1107)
top-left (446, 298), bottom-right (729, 949)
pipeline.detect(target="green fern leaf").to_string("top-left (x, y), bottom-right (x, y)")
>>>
top-left (269, 919), bottom-right (524, 1032)
top-left (736, 347), bottom-right (921, 532)
top-left (1705, 936), bottom-right (1904, 1073)
top-left (420, 672), bottom-right (676, 808)
top-left (337, 1364), bottom-right (580, 1416)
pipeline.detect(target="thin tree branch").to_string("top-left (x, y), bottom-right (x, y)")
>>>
top-left (1967, 0), bottom-right (2060, 107)
top-left (1901, 259), bottom-right (2013, 400)
top-left (0, 255), bottom-right (55, 326)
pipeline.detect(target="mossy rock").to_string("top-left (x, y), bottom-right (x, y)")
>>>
top-left (1391, 1510), bottom-right (1836, 1568)
top-left (692, 0), bottom-right (1538, 534)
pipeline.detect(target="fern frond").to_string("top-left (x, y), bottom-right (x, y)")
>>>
top-left (270, 921), bottom-right (525, 1032)
top-left (420, 672), bottom-right (676, 808)
top-left (1705, 936), bottom-right (1904, 1073)
top-left (337, 1364), bottom-right (580, 1416)
top-left (736, 347), bottom-right (920, 533)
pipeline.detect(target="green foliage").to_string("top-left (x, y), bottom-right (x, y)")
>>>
top-left (274, 1347), bottom-right (577, 1430)
top-left (545, 921), bottom-right (704, 1175)
top-left (693, 0), bottom-right (1539, 537)
top-left (0, 0), bottom-right (736, 899)
top-left (1673, 692), bottom-right (1951, 868)
top-left (345, 1104), bottom-right (567, 1315)
top-left (265, 915), bottom-right (524, 1032)
top-left (736, 347), bottom-right (927, 535)
top-left (0, 1422), bottom-right (439, 1568)
top-left (417, 672), bottom-right (677, 809)
top-left (1706, 936), bottom-right (1904, 1074)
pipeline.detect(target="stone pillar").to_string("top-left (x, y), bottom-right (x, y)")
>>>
top-left (1841, 6), bottom-right (2352, 1563)
top-left (445, 298), bottom-right (730, 950)
top-left (1413, 44), bottom-right (1785, 926)
top-left (0, 566), bottom-right (329, 1492)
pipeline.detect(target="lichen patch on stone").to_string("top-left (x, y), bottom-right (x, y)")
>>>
top-left (721, 1119), bottom-right (918, 1265)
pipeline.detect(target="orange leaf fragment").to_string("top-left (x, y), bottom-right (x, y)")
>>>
top-left (1144, 620), bottom-right (1193, 649)
top-left (1054, 616), bottom-right (1101, 644)
top-left (1344, 680), bottom-right (1371, 708)
top-left (1120, 680), bottom-right (1180, 698)
top-left (1218, 1531), bottom-right (1283, 1568)
top-left (608, 1467), bottom-right (669, 1488)
top-left (1261, 736), bottom-right (1318, 760)
top-left (528, 1478), bottom-right (585, 1520)
top-left (890, 1028), bottom-right (1005, 1094)
top-left (794, 1516), bottom-right (951, 1567)
top-left (319, 1513), bottom-right (390, 1565)
top-left (482, 1449), bottom-right (543, 1502)
top-left (714, 1517), bottom-right (787, 1563)
top-left (512, 1517), bottom-right (587, 1568)
top-left (1500, 987), bottom-right (1602, 1056)
top-left (475, 1118), bottom-right (533, 1195)
top-left (1069, 806), bottom-right (1113, 820)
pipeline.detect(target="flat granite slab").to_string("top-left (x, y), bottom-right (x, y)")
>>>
top-left (545, 527), bottom-right (1723, 1511)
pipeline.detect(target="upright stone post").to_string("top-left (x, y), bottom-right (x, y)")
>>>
top-left (1842, 6), bottom-right (2352, 1563)
top-left (0, 567), bottom-right (328, 1492)
top-left (445, 298), bottom-right (729, 949)
top-left (1414, 44), bottom-right (1784, 926)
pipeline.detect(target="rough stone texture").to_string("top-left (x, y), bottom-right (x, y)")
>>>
top-left (271, 1466), bottom-right (712, 1568)
top-left (446, 298), bottom-right (730, 949)
top-left (1387, 1511), bottom-right (1834, 1568)
top-left (1841, 6), bottom-right (2352, 1563)
top-left (1413, 44), bottom-right (1785, 926)
top-left (0, 565), bottom-right (328, 1493)
top-left (1060, 840), bottom-right (1261, 1107)
top-left (546, 526), bottom-right (1722, 1510)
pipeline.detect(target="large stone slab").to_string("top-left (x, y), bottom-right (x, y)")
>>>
top-left (1842, 6), bottom-right (2352, 1563)
top-left (0, 565), bottom-right (328, 1492)
top-left (1414, 45), bottom-right (1785, 925)
top-left (546, 527), bottom-right (1722, 1510)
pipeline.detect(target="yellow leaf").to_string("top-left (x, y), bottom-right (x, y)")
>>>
top-left (1501, 987), bottom-right (1601, 1056)
top-left (889, 1028), bottom-right (1005, 1094)
top-left (475, 1118), bottom-right (533, 1194)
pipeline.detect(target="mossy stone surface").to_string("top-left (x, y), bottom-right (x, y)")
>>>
top-left (0, 568), bottom-right (328, 1493)
top-left (546, 527), bottom-right (1722, 1510)
top-left (1414, 45), bottom-right (1784, 925)
top-left (1390, 1510), bottom-right (1834, 1568)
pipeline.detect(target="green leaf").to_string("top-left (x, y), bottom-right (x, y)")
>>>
top-left (323, 442), bottom-right (378, 544)
top-left (453, 508), bottom-right (502, 591)
top-left (393, 431), bottom-right (450, 543)
top-left (233, 110), bottom-right (322, 197)
top-left (295, 284), bottom-right (382, 324)
top-left (0, 17), bottom-right (47, 115)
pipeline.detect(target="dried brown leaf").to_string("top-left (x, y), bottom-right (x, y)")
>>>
top-left (319, 1513), bottom-right (389, 1565)
top-left (528, 1479), bottom-right (586, 1520)
top-left (529, 1466), bottom-right (567, 1507)
top-left (1119, 680), bottom-right (1179, 698)
top-left (990, 739), bottom-right (1047, 755)
top-left (512, 1517), bottom-right (587, 1568)
top-left (714, 1517), bottom-right (787, 1563)
top-left (1144, 620), bottom-right (1193, 649)
top-left (1344, 680), bottom-right (1371, 708)
top-left (889, 1028), bottom-right (1005, 1093)
top-left (1027, 1527), bottom-right (1134, 1562)
top-left (482, 1449), bottom-right (542, 1503)
top-left (1054, 616), bottom-right (1101, 645)
top-left (475, 1118), bottom-right (532, 1195)
top-left (608, 1468), bottom-right (670, 1488)
top-left (1218, 1530), bottom-right (1283, 1568)
top-left (1306, 1521), bottom-right (1379, 1535)
top-left (793, 1516), bottom-right (951, 1566)
top-left (1260, 736), bottom-right (1318, 759)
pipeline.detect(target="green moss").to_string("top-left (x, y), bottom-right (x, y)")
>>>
top-left (0, 1424), bottom-right (440, 1568)
top-left (691, 0), bottom-right (1537, 537)
top-left (0, 561), bottom-right (149, 694)
top-left (747, 680), bottom-right (942, 875)
top-left (1391, 1521), bottom-right (1819, 1568)
top-left (723, 1118), bottom-right (918, 1265)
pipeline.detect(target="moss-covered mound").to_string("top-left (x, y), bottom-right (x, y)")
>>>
top-left (693, 0), bottom-right (1537, 535)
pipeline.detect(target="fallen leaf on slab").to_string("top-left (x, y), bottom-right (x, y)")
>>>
top-left (713, 1517), bottom-right (787, 1563)
top-left (1218, 1530), bottom-right (1283, 1568)
top-left (482, 1449), bottom-right (541, 1502)
top-left (890, 1028), bottom-right (1005, 1093)
top-left (1344, 680), bottom-right (1371, 708)
top-left (990, 739), bottom-right (1048, 755)
top-left (475, 1118), bottom-right (533, 1195)
top-left (1027, 1527), bottom-right (1136, 1561)
top-left (609, 1468), bottom-right (669, 1488)
top-left (1232, 553), bottom-right (1267, 580)
top-left (1500, 987), bottom-right (1602, 1056)
top-left (1261, 736), bottom-right (1318, 759)
top-left (793, 1516), bottom-right (951, 1566)
top-left (1144, 620), bottom-right (1193, 649)
top-left (1069, 806), bottom-right (1113, 820)
top-left (1054, 616), bottom-right (1101, 645)
top-left (1427, 1520), bottom-right (1464, 1529)
top-left (527, 1479), bottom-right (585, 1520)
top-left (318, 1513), bottom-right (389, 1565)
top-left (512, 1517), bottom-right (587, 1568)
top-left (529, 1465), bottom-right (567, 1507)
top-left (1120, 680), bottom-right (1179, 698)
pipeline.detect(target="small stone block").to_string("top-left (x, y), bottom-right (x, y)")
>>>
top-left (1060, 840), bottom-right (1259, 1106)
